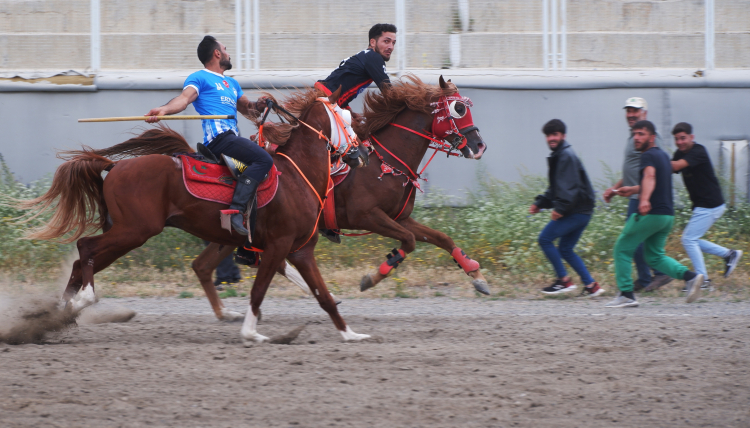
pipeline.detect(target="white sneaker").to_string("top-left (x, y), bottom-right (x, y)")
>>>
top-left (605, 294), bottom-right (639, 308)
top-left (685, 274), bottom-right (704, 303)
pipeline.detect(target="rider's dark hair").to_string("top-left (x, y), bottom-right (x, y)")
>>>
top-left (197, 35), bottom-right (220, 65)
top-left (369, 23), bottom-right (397, 43)
top-left (672, 122), bottom-right (693, 135)
top-left (542, 119), bottom-right (566, 136)
top-left (633, 120), bottom-right (656, 135)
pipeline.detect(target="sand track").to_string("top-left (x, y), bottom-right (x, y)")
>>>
top-left (1, 297), bottom-right (749, 427)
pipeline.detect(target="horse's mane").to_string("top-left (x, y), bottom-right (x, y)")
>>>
top-left (243, 87), bottom-right (326, 147)
top-left (361, 74), bottom-right (457, 137)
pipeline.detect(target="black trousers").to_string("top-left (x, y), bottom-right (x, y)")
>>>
top-left (207, 131), bottom-right (273, 182)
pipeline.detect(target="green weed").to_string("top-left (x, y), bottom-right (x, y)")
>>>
top-left (219, 288), bottom-right (238, 298)
top-left (178, 291), bottom-right (194, 299)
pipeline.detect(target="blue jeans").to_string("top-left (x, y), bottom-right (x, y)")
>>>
top-left (538, 212), bottom-right (595, 285)
top-left (681, 204), bottom-right (730, 278)
top-left (627, 199), bottom-right (664, 285)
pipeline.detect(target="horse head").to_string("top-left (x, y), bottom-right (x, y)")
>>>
top-left (435, 76), bottom-right (487, 160)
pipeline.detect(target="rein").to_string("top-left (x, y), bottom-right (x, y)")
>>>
top-left (245, 101), bottom-right (333, 253)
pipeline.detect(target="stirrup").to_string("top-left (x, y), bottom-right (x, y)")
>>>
top-left (320, 229), bottom-right (341, 244)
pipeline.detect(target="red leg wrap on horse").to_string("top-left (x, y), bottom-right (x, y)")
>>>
top-left (378, 249), bottom-right (406, 276)
top-left (451, 247), bottom-right (480, 274)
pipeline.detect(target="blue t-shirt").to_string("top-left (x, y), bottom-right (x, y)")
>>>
top-left (184, 69), bottom-right (244, 144)
top-left (639, 146), bottom-right (673, 216)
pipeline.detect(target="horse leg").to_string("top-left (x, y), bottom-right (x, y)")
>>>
top-left (398, 217), bottom-right (489, 295)
top-left (67, 224), bottom-right (159, 313)
top-left (62, 259), bottom-right (84, 302)
top-left (356, 209), bottom-right (416, 292)
top-left (278, 261), bottom-right (342, 304)
top-left (286, 246), bottom-right (369, 341)
top-left (192, 243), bottom-right (244, 321)
top-left (240, 242), bottom-right (291, 345)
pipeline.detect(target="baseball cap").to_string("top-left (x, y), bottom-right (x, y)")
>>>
top-left (624, 97), bottom-right (647, 110)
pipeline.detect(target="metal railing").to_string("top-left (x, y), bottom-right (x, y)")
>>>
top-left (1, 0), bottom-right (746, 73)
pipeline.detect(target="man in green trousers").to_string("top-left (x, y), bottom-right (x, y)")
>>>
top-left (606, 120), bottom-right (704, 308)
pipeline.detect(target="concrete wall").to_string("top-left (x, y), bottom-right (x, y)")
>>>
top-left (3, 85), bottom-right (749, 203)
top-left (3, 0), bottom-right (750, 71)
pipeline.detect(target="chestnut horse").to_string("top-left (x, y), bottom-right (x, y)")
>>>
top-left (200, 75), bottom-right (490, 300)
top-left (18, 91), bottom-right (369, 343)
top-left (331, 75), bottom-right (490, 293)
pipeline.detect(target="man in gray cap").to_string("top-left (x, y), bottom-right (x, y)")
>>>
top-left (603, 97), bottom-right (672, 292)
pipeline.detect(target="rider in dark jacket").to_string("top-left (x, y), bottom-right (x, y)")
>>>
top-left (316, 23), bottom-right (397, 242)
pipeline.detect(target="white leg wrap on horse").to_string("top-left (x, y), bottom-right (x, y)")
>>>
top-left (340, 325), bottom-right (370, 341)
top-left (240, 310), bottom-right (269, 344)
top-left (220, 307), bottom-right (244, 321)
top-left (70, 284), bottom-right (98, 313)
top-left (282, 261), bottom-right (312, 296)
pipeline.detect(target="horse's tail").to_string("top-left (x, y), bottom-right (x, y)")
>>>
top-left (15, 149), bottom-right (114, 243)
top-left (59, 124), bottom-right (194, 161)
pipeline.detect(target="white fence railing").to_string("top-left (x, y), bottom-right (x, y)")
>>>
top-left (1, 0), bottom-right (747, 73)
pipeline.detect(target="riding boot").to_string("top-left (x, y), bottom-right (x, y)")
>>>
top-left (320, 228), bottom-right (341, 244)
top-left (229, 174), bottom-right (260, 235)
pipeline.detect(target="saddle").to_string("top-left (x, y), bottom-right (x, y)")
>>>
top-left (178, 153), bottom-right (280, 208)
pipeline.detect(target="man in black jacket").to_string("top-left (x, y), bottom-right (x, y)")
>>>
top-left (530, 120), bottom-right (604, 296)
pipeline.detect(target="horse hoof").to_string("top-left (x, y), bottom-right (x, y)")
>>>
top-left (360, 274), bottom-right (375, 292)
top-left (242, 334), bottom-right (270, 347)
top-left (472, 279), bottom-right (490, 295)
top-left (220, 309), bottom-right (244, 322)
top-left (340, 326), bottom-right (371, 341)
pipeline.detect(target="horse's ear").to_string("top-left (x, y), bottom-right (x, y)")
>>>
top-left (439, 75), bottom-right (448, 89)
top-left (328, 85), bottom-right (342, 105)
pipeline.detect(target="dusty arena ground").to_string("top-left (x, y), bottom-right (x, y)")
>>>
top-left (1, 296), bottom-right (749, 428)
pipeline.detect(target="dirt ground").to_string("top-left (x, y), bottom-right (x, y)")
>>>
top-left (1, 296), bottom-right (749, 428)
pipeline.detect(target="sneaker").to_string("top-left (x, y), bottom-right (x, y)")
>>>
top-left (541, 279), bottom-right (577, 295)
top-left (685, 274), bottom-right (704, 303)
top-left (681, 279), bottom-right (714, 292)
top-left (605, 294), bottom-right (639, 308)
top-left (724, 250), bottom-right (743, 278)
top-left (581, 282), bottom-right (605, 297)
top-left (644, 274), bottom-right (673, 292)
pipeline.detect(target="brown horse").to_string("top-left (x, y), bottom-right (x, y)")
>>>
top-left (330, 75), bottom-right (490, 294)
top-left (17, 90), bottom-right (370, 343)
top-left (200, 75), bottom-right (490, 298)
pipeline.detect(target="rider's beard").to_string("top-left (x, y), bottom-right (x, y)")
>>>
top-left (220, 55), bottom-right (233, 70)
top-left (373, 45), bottom-right (391, 62)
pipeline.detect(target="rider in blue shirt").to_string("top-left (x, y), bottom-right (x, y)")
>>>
top-left (146, 36), bottom-right (272, 242)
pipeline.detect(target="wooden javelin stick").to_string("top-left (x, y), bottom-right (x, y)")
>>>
top-left (78, 115), bottom-right (235, 123)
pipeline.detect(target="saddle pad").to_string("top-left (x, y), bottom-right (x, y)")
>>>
top-left (179, 155), bottom-right (280, 208)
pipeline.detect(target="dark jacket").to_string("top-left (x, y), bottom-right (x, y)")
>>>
top-left (534, 141), bottom-right (595, 216)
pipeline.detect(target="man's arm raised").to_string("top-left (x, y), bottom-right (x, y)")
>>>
top-left (145, 87), bottom-right (198, 123)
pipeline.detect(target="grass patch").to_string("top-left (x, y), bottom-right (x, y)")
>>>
top-left (178, 291), bottom-right (194, 299)
top-left (2, 157), bottom-right (749, 300)
top-left (219, 288), bottom-right (238, 298)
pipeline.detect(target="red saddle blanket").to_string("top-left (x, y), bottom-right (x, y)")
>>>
top-left (179, 155), bottom-right (280, 207)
